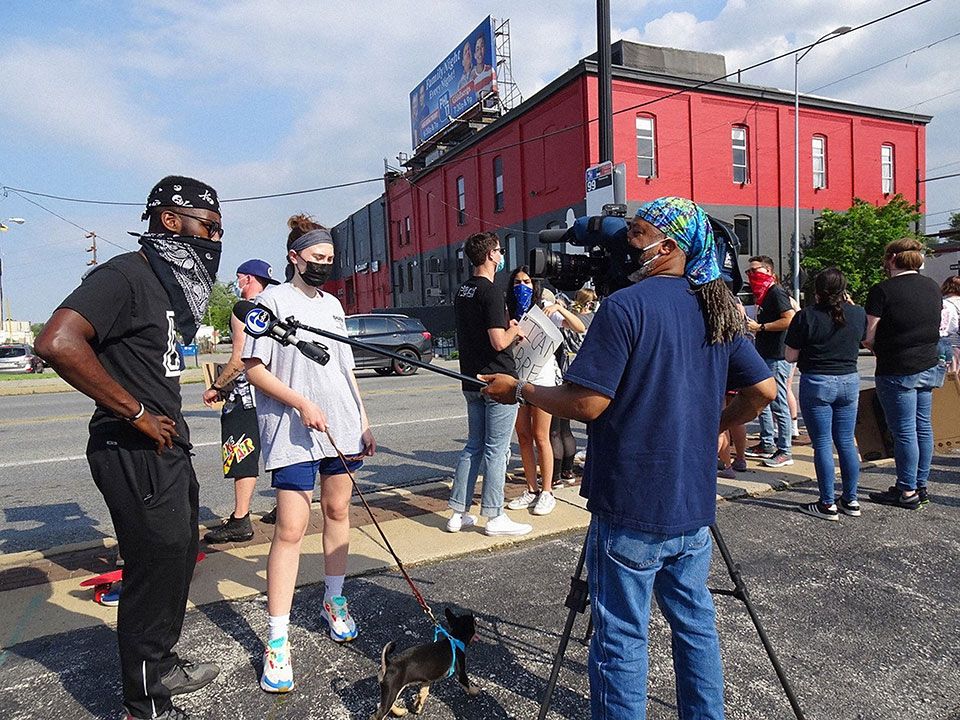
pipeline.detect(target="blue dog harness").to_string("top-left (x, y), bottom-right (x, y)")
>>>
top-left (434, 624), bottom-right (466, 679)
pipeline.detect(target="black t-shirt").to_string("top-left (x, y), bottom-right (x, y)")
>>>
top-left (865, 273), bottom-right (942, 376)
top-left (454, 275), bottom-right (517, 390)
top-left (785, 304), bottom-right (866, 375)
top-left (755, 284), bottom-right (794, 360)
top-left (59, 252), bottom-right (189, 439)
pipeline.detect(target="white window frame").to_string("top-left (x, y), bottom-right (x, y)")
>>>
top-left (732, 126), bottom-right (749, 184)
top-left (493, 156), bottom-right (504, 212)
top-left (636, 115), bottom-right (656, 178)
top-left (456, 176), bottom-right (466, 225)
top-left (881, 144), bottom-right (895, 194)
top-left (812, 135), bottom-right (826, 190)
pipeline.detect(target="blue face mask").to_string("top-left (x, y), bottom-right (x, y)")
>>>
top-left (513, 282), bottom-right (534, 320)
top-left (496, 254), bottom-right (505, 273)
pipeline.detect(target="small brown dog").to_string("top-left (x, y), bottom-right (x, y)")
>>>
top-left (371, 608), bottom-right (478, 719)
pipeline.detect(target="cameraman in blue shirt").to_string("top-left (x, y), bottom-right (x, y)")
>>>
top-left (482, 197), bottom-right (774, 720)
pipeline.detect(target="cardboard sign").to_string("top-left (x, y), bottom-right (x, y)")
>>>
top-left (513, 305), bottom-right (564, 383)
top-left (202, 362), bottom-right (226, 412)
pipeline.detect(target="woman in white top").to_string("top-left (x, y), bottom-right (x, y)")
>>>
top-left (941, 275), bottom-right (960, 373)
top-left (505, 267), bottom-right (585, 516)
top-left (242, 215), bottom-right (375, 693)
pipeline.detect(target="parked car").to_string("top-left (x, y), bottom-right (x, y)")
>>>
top-left (344, 314), bottom-right (433, 376)
top-left (0, 343), bottom-right (45, 374)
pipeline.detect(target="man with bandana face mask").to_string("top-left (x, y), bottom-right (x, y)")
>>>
top-left (36, 176), bottom-right (224, 720)
top-left (480, 197), bottom-right (775, 720)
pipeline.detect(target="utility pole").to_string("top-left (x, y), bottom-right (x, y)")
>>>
top-left (597, 0), bottom-right (614, 164)
top-left (85, 232), bottom-right (98, 266)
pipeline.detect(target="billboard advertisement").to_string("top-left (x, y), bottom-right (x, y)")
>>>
top-left (410, 16), bottom-right (498, 149)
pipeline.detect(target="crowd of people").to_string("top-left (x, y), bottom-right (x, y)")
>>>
top-left (33, 175), bottom-right (955, 719)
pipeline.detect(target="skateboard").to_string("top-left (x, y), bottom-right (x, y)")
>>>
top-left (80, 552), bottom-right (207, 604)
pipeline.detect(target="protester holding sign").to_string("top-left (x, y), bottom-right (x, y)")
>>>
top-left (506, 268), bottom-right (585, 516)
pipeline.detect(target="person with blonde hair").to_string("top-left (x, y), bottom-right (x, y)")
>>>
top-left (865, 237), bottom-right (944, 510)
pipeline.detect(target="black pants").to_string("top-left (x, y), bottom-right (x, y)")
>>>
top-left (87, 424), bottom-right (199, 719)
top-left (550, 416), bottom-right (576, 480)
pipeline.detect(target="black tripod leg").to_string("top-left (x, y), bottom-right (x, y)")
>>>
top-left (709, 524), bottom-right (806, 720)
top-left (538, 533), bottom-right (591, 720)
top-left (581, 613), bottom-right (594, 646)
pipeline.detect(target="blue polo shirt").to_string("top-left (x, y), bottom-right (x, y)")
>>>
top-left (565, 276), bottom-right (770, 534)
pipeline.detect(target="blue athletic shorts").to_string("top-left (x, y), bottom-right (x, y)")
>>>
top-left (271, 455), bottom-right (364, 491)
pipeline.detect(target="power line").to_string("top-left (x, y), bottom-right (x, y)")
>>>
top-left (899, 86), bottom-right (960, 111)
top-left (7, 190), bottom-right (133, 252)
top-left (920, 171), bottom-right (960, 184)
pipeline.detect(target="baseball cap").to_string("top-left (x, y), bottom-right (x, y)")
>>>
top-left (236, 259), bottom-right (280, 285)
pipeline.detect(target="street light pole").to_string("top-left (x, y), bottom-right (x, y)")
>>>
top-left (793, 26), bottom-right (851, 302)
top-left (0, 218), bottom-right (26, 337)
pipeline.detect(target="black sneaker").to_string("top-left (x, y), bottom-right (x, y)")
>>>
top-left (918, 487), bottom-right (930, 505)
top-left (745, 443), bottom-right (776, 459)
top-left (762, 451), bottom-right (794, 468)
top-left (203, 514), bottom-right (254, 543)
top-left (260, 506), bottom-right (278, 525)
top-left (868, 486), bottom-right (921, 510)
top-left (835, 497), bottom-right (862, 517)
top-left (798, 501), bottom-right (839, 521)
top-left (127, 705), bottom-right (190, 719)
top-left (160, 660), bottom-right (220, 696)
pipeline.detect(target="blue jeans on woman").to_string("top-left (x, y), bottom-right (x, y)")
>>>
top-left (448, 391), bottom-right (519, 518)
top-left (874, 365), bottom-right (944, 492)
top-left (799, 373), bottom-right (861, 505)
top-left (586, 517), bottom-right (724, 720)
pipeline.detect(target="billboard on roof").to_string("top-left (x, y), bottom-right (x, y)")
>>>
top-left (409, 16), bottom-right (498, 149)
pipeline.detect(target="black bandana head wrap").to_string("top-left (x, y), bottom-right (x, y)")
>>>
top-left (138, 232), bottom-right (221, 345)
top-left (141, 176), bottom-right (221, 221)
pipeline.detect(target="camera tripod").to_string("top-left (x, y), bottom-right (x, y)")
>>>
top-left (537, 522), bottom-right (806, 720)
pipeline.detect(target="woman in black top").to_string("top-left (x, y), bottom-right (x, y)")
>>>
top-left (785, 268), bottom-right (866, 521)
top-left (863, 238), bottom-right (945, 509)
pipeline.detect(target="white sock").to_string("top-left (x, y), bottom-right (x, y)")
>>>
top-left (268, 614), bottom-right (289, 643)
top-left (324, 575), bottom-right (345, 601)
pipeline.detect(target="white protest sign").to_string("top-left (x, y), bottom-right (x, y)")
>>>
top-left (513, 305), bottom-right (564, 383)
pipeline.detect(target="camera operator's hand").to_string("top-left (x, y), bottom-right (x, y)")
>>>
top-left (132, 411), bottom-right (179, 455)
top-left (478, 373), bottom-right (519, 404)
top-left (296, 398), bottom-right (328, 432)
top-left (202, 387), bottom-right (221, 407)
top-left (361, 427), bottom-right (377, 456)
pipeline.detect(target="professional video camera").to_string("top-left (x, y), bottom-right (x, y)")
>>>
top-left (530, 203), bottom-right (744, 297)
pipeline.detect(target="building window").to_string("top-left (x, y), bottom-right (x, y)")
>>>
top-left (506, 233), bottom-right (517, 271)
top-left (407, 262), bottom-right (414, 291)
top-left (732, 126), bottom-right (749, 184)
top-left (493, 157), bottom-right (504, 212)
top-left (881, 144), bottom-right (895, 194)
top-left (812, 135), bottom-right (827, 189)
top-left (636, 115), bottom-right (656, 178)
top-left (396, 263), bottom-right (404, 293)
top-left (404, 216), bottom-right (411, 246)
top-left (456, 176), bottom-right (466, 225)
top-left (733, 216), bottom-right (753, 257)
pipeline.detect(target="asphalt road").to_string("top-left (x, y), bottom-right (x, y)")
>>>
top-left (1, 459), bottom-right (957, 719)
top-left (0, 361), bottom-right (506, 555)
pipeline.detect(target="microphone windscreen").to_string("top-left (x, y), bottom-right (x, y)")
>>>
top-left (233, 300), bottom-right (276, 337)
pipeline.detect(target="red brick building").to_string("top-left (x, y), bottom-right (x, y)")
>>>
top-left (329, 41), bottom-right (930, 314)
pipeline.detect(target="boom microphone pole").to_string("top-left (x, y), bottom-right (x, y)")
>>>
top-left (232, 300), bottom-right (486, 387)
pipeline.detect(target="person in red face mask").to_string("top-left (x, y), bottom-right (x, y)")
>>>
top-left (745, 256), bottom-right (796, 467)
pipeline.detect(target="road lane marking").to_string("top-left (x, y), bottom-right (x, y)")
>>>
top-left (0, 414), bottom-right (467, 468)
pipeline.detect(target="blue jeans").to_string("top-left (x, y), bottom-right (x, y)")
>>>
top-left (758, 359), bottom-right (793, 453)
top-left (587, 517), bottom-right (724, 720)
top-left (874, 365), bottom-right (944, 491)
top-left (799, 373), bottom-right (860, 505)
top-left (449, 391), bottom-right (519, 518)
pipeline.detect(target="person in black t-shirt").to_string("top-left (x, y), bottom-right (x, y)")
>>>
top-left (785, 268), bottom-right (866, 521)
top-left (447, 231), bottom-right (532, 537)
top-left (36, 176), bottom-right (223, 720)
top-left (744, 255), bottom-right (796, 467)
top-left (864, 238), bottom-right (945, 510)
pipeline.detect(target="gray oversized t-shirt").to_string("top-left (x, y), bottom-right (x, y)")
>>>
top-left (242, 283), bottom-right (364, 471)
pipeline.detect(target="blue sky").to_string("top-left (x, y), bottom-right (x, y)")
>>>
top-left (1, 0), bottom-right (957, 321)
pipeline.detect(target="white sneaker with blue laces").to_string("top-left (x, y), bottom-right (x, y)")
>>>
top-left (322, 595), bottom-right (358, 642)
top-left (260, 636), bottom-right (294, 693)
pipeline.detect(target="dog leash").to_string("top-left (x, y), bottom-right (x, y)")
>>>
top-left (325, 429), bottom-right (441, 629)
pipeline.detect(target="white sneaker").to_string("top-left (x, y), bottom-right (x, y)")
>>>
top-left (532, 491), bottom-right (556, 516)
top-left (485, 513), bottom-right (533, 536)
top-left (792, 420), bottom-right (800, 437)
top-left (321, 595), bottom-right (358, 642)
top-left (445, 512), bottom-right (476, 533)
top-left (507, 489), bottom-right (539, 510)
top-left (260, 637), bottom-right (293, 693)
top-left (574, 450), bottom-right (587, 466)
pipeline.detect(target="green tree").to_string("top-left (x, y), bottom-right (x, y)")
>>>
top-left (205, 281), bottom-right (236, 336)
top-left (949, 211), bottom-right (960, 232)
top-left (802, 194), bottom-right (921, 303)
top-left (30, 322), bottom-right (45, 338)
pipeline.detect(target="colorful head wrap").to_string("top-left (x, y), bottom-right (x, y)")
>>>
top-left (634, 196), bottom-right (720, 287)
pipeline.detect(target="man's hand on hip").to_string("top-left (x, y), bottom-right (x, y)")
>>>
top-left (132, 412), bottom-right (179, 455)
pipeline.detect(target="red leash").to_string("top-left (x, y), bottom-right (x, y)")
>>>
top-left (325, 430), bottom-right (440, 628)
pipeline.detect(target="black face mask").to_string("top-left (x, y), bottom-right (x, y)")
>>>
top-left (299, 260), bottom-right (332, 287)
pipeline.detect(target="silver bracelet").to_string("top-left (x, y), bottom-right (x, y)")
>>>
top-left (125, 402), bottom-right (145, 423)
top-left (515, 380), bottom-right (528, 405)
